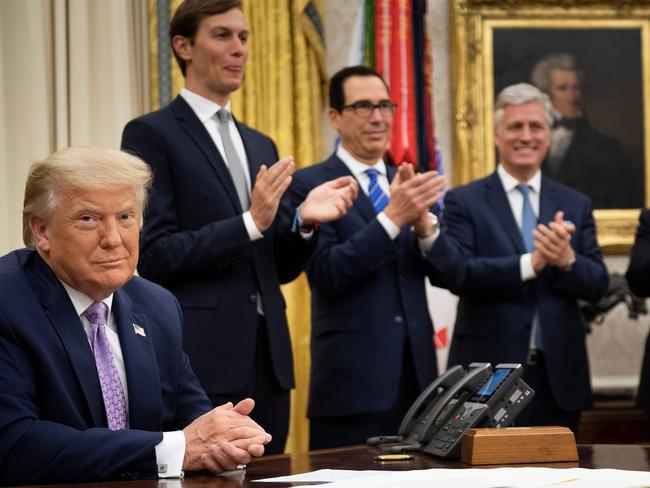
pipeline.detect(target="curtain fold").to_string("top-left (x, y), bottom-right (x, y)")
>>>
top-left (0, 0), bottom-right (148, 256)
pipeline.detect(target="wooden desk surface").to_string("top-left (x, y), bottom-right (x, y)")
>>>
top-left (14, 444), bottom-right (650, 488)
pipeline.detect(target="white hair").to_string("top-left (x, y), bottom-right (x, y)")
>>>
top-left (494, 83), bottom-right (555, 132)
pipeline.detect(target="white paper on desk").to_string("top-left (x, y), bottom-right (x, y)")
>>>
top-left (267, 467), bottom-right (650, 487)
top-left (254, 468), bottom-right (390, 483)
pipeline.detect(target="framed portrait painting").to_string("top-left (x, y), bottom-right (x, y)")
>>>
top-left (451, 0), bottom-right (650, 252)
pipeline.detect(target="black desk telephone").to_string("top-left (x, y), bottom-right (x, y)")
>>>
top-left (368, 363), bottom-right (534, 458)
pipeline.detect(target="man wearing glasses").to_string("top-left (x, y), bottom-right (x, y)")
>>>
top-left (288, 66), bottom-right (465, 449)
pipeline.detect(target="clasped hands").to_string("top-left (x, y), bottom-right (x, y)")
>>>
top-left (248, 156), bottom-right (358, 232)
top-left (383, 163), bottom-right (446, 234)
top-left (182, 398), bottom-right (270, 474)
top-left (531, 210), bottom-right (576, 272)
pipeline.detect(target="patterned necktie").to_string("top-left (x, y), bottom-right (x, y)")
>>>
top-left (83, 301), bottom-right (128, 430)
top-left (516, 183), bottom-right (536, 252)
top-left (216, 109), bottom-right (250, 210)
top-left (366, 168), bottom-right (389, 213)
top-left (515, 184), bottom-right (544, 350)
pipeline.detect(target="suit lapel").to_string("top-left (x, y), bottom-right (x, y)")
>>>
top-left (25, 254), bottom-right (106, 427)
top-left (539, 176), bottom-right (558, 226)
top-left (483, 172), bottom-right (527, 254)
top-left (171, 96), bottom-right (242, 213)
top-left (236, 118), bottom-right (267, 186)
top-left (112, 288), bottom-right (161, 431)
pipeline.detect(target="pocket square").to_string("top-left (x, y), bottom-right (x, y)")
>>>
top-left (132, 323), bottom-right (146, 337)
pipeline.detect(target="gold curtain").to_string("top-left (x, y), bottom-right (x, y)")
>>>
top-left (150, 0), bottom-right (326, 453)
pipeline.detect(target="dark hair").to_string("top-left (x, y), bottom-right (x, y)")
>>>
top-left (329, 65), bottom-right (389, 111)
top-left (170, 0), bottom-right (242, 76)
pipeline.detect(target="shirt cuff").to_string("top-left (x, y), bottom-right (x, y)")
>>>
top-left (418, 227), bottom-right (440, 255)
top-left (520, 253), bottom-right (537, 281)
top-left (243, 211), bottom-right (264, 241)
top-left (377, 212), bottom-right (401, 240)
top-left (155, 431), bottom-right (185, 479)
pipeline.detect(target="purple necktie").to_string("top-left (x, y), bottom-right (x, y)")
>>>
top-left (83, 301), bottom-right (128, 430)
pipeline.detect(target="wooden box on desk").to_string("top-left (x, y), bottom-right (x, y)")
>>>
top-left (461, 426), bottom-right (578, 465)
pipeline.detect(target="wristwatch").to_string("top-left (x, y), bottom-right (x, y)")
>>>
top-left (417, 213), bottom-right (439, 238)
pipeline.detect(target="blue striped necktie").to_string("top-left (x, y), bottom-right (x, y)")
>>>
top-left (366, 168), bottom-right (389, 213)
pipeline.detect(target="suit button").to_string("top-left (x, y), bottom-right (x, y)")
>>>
top-left (249, 294), bottom-right (257, 304)
top-left (394, 316), bottom-right (403, 324)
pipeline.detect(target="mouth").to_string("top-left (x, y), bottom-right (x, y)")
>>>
top-left (224, 65), bottom-right (244, 75)
top-left (95, 257), bottom-right (128, 266)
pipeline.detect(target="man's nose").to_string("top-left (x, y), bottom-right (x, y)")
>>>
top-left (520, 125), bottom-right (533, 140)
top-left (230, 38), bottom-right (246, 56)
top-left (369, 106), bottom-right (384, 122)
top-left (99, 220), bottom-right (122, 248)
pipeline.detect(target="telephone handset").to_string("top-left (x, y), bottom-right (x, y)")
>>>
top-left (421, 363), bottom-right (534, 458)
top-left (369, 363), bottom-right (492, 453)
top-left (366, 364), bottom-right (464, 447)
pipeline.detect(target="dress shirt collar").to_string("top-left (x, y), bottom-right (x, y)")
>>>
top-left (336, 145), bottom-right (387, 179)
top-left (497, 164), bottom-right (541, 195)
top-left (60, 280), bottom-right (113, 321)
top-left (180, 87), bottom-right (232, 123)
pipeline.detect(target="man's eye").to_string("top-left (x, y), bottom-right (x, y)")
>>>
top-left (378, 101), bottom-right (393, 109)
top-left (353, 101), bottom-right (373, 110)
top-left (80, 215), bottom-right (94, 222)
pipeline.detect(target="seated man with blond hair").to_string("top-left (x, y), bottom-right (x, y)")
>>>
top-left (0, 146), bottom-right (271, 485)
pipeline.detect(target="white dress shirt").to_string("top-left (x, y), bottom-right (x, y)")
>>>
top-left (336, 145), bottom-right (438, 252)
top-left (180, 88), bottom-right (262, 241)
top-left (61, 282), bottom-right (185, 478)
top-left (496, 164), bottom-right (541, 282)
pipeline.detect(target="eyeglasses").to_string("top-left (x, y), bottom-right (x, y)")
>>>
top-left (342, 100), bottom-right (397, 118)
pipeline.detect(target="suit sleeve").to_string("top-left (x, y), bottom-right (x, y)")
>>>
top-left (420, 227), bottom-right (467, 290)
top-left (547, 198), bottom-right (608, 302)
top-left (122, 119), bottom-right (254, 286)
top-left (307, 213), bottom-right (400, 295)
top-left (627, 210), bottom-right (650, 297)
top-left (442, 189), bottom-right (526, 300)
top-left (0, 309), bottom-right (162, 485)
top-left (272, 175), bottom-right (318, 284)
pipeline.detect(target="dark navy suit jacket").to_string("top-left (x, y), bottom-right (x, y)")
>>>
top-left (625, 209), bottom-right (650, 409)
top-left (0, 249), bottom-right (211, 485)
top-left (289, 155), bottom-right (466, 418)
top-left (121, 96), bottom-right (312, 395)
top-left (443, 171), bottom-right (608, 412)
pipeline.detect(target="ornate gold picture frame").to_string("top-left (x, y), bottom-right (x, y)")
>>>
top-left (451, 0), bottom-right (650, 253)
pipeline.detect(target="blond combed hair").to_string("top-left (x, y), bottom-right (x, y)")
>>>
top-left (22, 146), bottom-right (152, 249)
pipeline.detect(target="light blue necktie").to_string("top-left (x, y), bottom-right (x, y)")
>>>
top-left (366, 168), bottom-right (389, 213)
top-left (516, 184), bottom-right (536, 253)
top-left (516, 184), bottom-right (543, 351)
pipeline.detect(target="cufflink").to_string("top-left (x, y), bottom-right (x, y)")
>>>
top-left (158, 464), bottom-right (168, 474)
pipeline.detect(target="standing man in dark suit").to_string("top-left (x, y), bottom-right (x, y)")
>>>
top-left (121, 0), bottom-right (357, 454)
top-left (625, 209), bottom-right (650, 414)
top-left (443, 83), bottom-right (608, 432)
top-left (289, 66), bottom-right (465, 449)
top-left (0, 146), bottom-right (271, 485)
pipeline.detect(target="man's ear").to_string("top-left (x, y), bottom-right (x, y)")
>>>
top-left (30, 215), bottom-right (51, 252)
top-left (328, 107), bottom-right (341, 131)
top-left (171, 35), bottom-right (192, 62)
